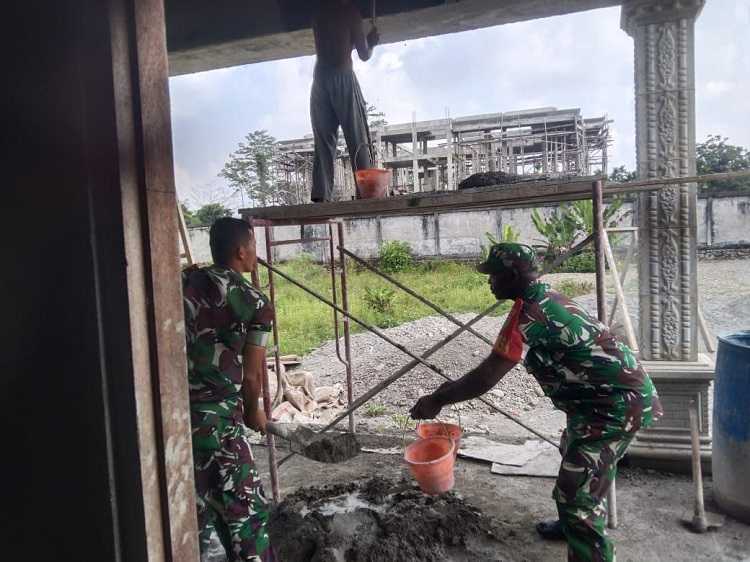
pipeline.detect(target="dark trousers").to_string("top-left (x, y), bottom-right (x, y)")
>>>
top-left (310, 65), bottom-right (372, 202)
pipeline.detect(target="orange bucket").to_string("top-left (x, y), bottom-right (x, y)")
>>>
top-left (404, 436), bottom-right (455, 494)
top-left (416, 422), bottom-right (462, 458)
top-left (355, 168), bottom-right (391, 199)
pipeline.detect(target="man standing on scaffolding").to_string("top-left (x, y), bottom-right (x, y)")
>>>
top-left (310, 0), bottom-right (379, 202)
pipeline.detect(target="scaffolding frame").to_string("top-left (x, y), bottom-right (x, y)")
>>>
top-left (243, 169), bottom-right (750, 522)
top-left (245, 176), bottom-right (609, 502)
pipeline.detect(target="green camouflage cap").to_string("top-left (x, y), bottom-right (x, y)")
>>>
top-left (477, 242), bottom-right (538, 275)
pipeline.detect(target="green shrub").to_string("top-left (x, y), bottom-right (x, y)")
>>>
top-left (364, 404), bottom-right (389, 417)
top-left (379, 240), bottom-right (413, 273)
top-left (532, 200), bottom-right (628, 268)
top-left (391, 413), bottom-right (417, 430)
top-left (553, 251), bottom-right (596, 273)
top-left (363, 286), bottom-right (396, 314)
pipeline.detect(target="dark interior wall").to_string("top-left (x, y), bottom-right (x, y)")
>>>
top-left (2, 0), bottom-right (196, 559)
top-left (3, 1), bottom-right (137, 559)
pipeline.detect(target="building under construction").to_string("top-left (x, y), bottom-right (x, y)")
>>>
top-left (274, 106), bottom-right (611, 201)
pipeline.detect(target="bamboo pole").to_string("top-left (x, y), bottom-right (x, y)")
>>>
top-left (602, 233), bottom-right (639, 353)
top-left (593, 180), bottom-right (618, 530)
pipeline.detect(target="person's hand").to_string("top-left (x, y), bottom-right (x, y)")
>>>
top-left (367, 26), bottom-right (380, 47)
top-left (245, 409), bottom-right (268, 434)
top-left (409, 394), bottom-right (443, 420)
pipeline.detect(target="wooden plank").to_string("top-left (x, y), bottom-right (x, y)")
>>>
top-left (240, 176), bottom-right (601, 221)
top-left (131, 0), bottom-right (200, 558)
top-left (177, 202), bottom-right (194, 265)
top-left (239, 170), bottom-right (750, 224)
top-left (603, 232), bottom-right (639, 352)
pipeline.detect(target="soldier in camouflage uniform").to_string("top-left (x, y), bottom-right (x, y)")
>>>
top-left (183, 217), bottom-right (276, 562)
top-left (411, 242), bottom-right (662, 562)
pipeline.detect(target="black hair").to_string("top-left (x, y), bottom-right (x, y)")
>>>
top-left (209, 217), bottom-right (253, 266)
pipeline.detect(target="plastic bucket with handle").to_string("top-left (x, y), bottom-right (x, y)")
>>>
top-left (404, 436), bottom-right (455, 494)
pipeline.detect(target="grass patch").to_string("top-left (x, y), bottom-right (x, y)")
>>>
top-left (252, 257), bottom-right (508, 357)
top-left (363, 403), bottom-right (389, 418)
top-left (391, 413), bottom-right (417, 430)
top-left (556, 279), bottom-right (595, 299)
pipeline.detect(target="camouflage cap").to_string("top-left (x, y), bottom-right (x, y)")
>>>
top-left (477, 242), bottom-right (539, 275)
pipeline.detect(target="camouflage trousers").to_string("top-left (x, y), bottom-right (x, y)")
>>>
top-left (192, 414), bottom-right (275, 562)
top-left (553, 418), bottom-right (635, 562)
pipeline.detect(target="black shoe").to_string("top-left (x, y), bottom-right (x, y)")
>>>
top-left (536, 520), bottom-right (565, 541)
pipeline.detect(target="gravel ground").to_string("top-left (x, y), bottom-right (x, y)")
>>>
top-left (697, 259), bottom-right (750, 338)
top-left (299, 259), bottom-right (749, 438)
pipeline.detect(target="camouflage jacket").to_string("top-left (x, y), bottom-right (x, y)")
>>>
top-left (493, 282), bottom-right (663, 430)
top-left (183, 265), bottom-right (273, 423)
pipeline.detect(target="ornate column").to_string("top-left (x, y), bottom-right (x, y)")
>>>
top-left (622, 0), bottom-right (713, 470)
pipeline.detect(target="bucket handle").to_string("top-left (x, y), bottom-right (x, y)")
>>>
top-left (414, 404), bottom-right (462, 440)
top-left (352, 142), bottom-right (375, 173)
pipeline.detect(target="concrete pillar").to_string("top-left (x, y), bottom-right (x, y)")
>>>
top-left (622, 0), bottom-right (712, 470)
top-left (446, 121), bottom-right (454, 190)
top-left (412, 111), bottom-right (420, 192)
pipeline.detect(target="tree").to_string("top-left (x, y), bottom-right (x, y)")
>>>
top-left (180, 202), bottom-right (201, 227)
top-left (609, 165), bottom-right (637, 183)
top-left (194, 203), bottom-right (231, 226)
top-left (696, 135), bottom-right (750, 192)
top-left (367, 103), bottom-right (387, 130)
top-left (219, 130), bottom-right (279, 207)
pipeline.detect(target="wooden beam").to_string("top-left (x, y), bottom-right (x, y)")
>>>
top-left (239, 169), bottom-right (750, 224)
top-left (241, 176), bottom-right (602, 222)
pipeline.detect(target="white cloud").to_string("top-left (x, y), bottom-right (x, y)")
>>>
top-left (704, 81), bottom-right (735, 97)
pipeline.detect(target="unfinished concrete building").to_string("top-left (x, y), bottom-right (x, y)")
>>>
top-left (274, 107), bottom-right (610, 200)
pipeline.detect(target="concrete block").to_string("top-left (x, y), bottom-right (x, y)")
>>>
top-left (342, 217), bottom-right (381, 259)
top-left (381, 215), bottom-right (437, 256)
top-left (187, 226), bottom-right (212, 263)
top-left (300, 224), bottom-right (329, 262)
top-left (697, 198), bottom-right (709, 246)
top-left (498, 206), bottom-right (555, 246)
top-left (437, 210), bottom-right (496, 257)
top-left (271, 225), bottom-right (302, 262)
top-left (712, 196), bottom-right (750, 246)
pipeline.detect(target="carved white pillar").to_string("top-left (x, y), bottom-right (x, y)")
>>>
top-left (622, 0), bottom-right (713, 470)
top-left (623, 0), bottom-right (704, 362)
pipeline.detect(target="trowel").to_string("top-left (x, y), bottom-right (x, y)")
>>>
top-left (266, 421), bottom-right (361, 464)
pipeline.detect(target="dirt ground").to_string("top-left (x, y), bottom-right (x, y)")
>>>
top-left (255, 433), bottom-right (750, 562)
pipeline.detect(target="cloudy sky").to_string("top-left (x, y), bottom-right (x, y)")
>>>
top-left (169, 1), bottom-right (750, 210)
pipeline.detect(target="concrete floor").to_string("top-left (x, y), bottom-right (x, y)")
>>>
top-left (257, 434), bottom-right (750, 562)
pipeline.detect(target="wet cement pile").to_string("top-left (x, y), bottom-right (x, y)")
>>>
top-left (302, 433), bottom-right (361, 464)
top-left (269, 477), bottom-right (516, 562)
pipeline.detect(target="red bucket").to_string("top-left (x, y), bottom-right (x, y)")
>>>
top-left (355, 168), bottom-right (391, 199)
top-left (404, 436), bottom-right (455, 494)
